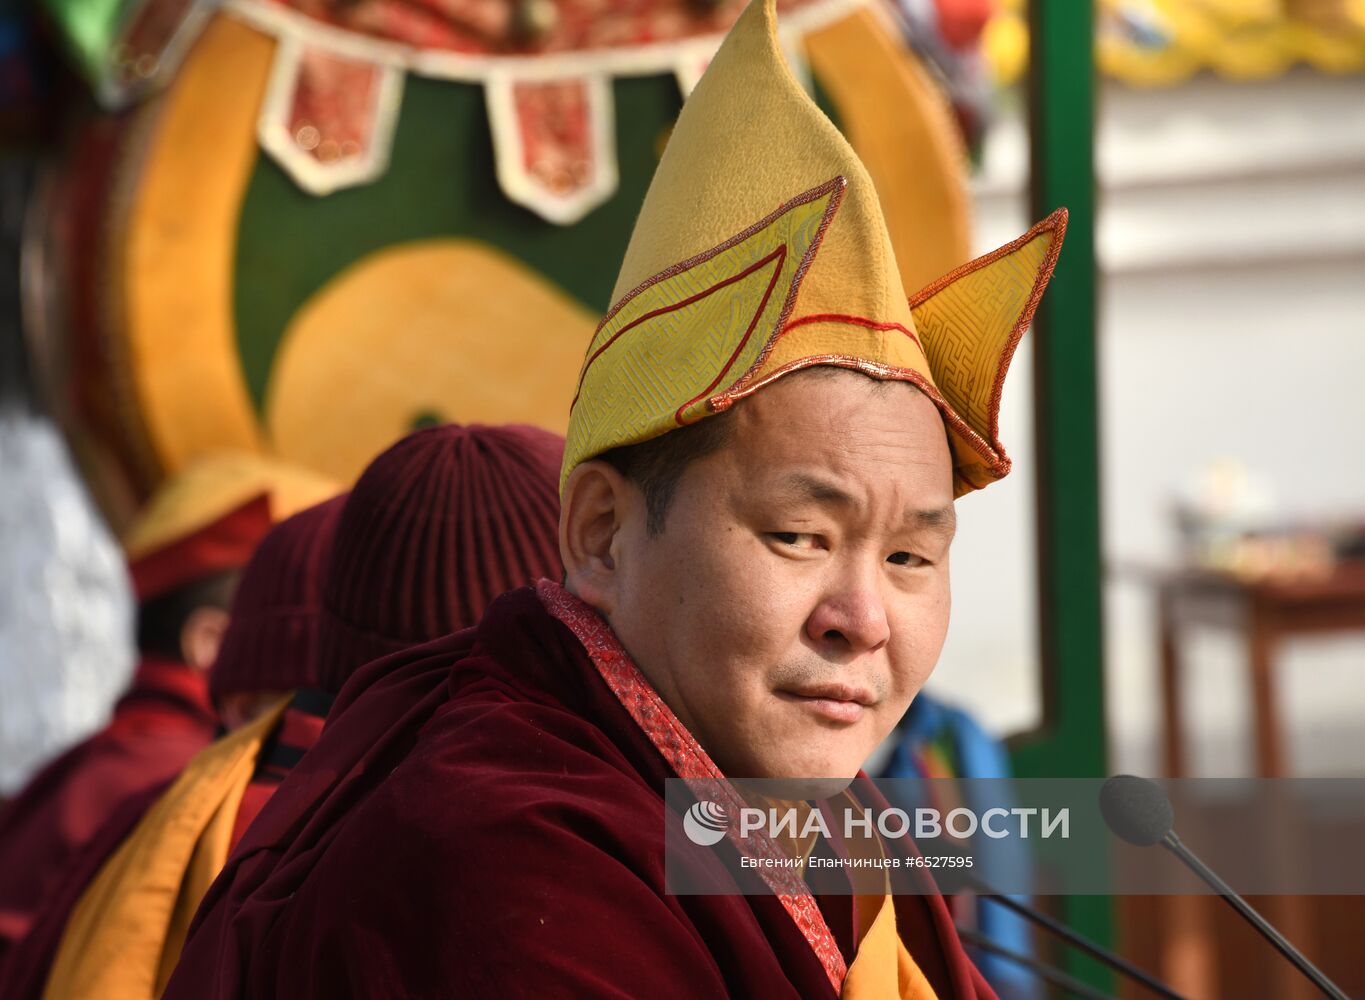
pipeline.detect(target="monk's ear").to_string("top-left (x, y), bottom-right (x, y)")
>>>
top-left (560, 460), bottom-right (632, 615)
top-left (180, 606), bottom-right (230, 672)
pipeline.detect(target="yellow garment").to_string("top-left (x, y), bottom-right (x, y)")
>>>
top-left (842, 894), bottom-right (940, 1000)
top-left (821, 791), bottom-right (939, 999)
top-left (43, 696), bottom-right (290, 1000)
top-left (562, 0), bottom-right (1065, 498)
top-left (123, 452), bottom-right (338, 559)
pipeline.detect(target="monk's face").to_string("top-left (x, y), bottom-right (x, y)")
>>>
top-left (600, 370), bottom-right (955, 780)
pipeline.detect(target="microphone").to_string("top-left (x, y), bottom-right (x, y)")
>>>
top-left (1099, 774), bottom-right (1350, 1000)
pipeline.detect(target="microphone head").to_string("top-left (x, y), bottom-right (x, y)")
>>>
top-left (1099, 774), bottom-right (1174, 847)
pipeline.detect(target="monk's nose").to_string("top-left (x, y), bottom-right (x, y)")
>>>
top-left (804, 566), bottom-right (891, 655)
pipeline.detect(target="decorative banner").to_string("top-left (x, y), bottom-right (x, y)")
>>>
top-left (62, 0), bottom-right (220, 108)
top-left (36, 1), bottom-right (975, 504)
top-left (224, 0), bottom-right (865, 219)
top-left (672, 41), bottom-right (716, 96)
top-left (984, 0), bottom-right (1365, 88)
top-left (258, 36), bottom-right (404, 195)
top-left (485, 73), bottom-right (616, 224)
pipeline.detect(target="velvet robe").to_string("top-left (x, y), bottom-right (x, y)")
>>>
top-left (0, 694), bottom-right (334, 1000)
top-left (0, 657), bottom-right (215, 961)
top-left (166, 587), bottom-right (994, 998)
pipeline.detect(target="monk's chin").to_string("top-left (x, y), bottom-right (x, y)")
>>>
top-left (733, 775), bottom-right (857, 802)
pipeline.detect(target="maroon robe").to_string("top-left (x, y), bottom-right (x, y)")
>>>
top-left (164, 632), bottom-right (471, 998)
top-left (0, 694), bottom-right (334, 1000)
top-left (0, 783), bottom-right (166, 999)
top-left (0, 656), bottom-right (216, 961)
top-left (166, 586), bottom-right (993, 998)
top-left (227, 697), bottom-right (329, 852)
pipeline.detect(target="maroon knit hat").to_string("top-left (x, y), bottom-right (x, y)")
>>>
top-left (315, 424), bottom-right (564, 695)
top-left (209, 494), bottom-right (347, 705)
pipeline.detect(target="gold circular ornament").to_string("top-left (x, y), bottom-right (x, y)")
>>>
top-left (265, 239), bottom-right (597, 482)
top-left (63, 4), bottom-right (969, 495)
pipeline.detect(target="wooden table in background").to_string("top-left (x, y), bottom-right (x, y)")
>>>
top-left (1144, 560), bottom-right (1365, 1000)
top-left (1157, 561), bottom-right (1365, 779)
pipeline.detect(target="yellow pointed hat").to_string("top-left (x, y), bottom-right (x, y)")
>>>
top-left (121, 451), bottom-right (341, 600)
top-left (123, 451), bottom-right (340, 560)
top-left (563, 0), bottom-right (1067, 498)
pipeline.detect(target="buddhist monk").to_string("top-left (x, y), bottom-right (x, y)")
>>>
top-left (7, 495), bottom-right (343, 1000)
top-left (156, 423), bottom-right (563, 998)
top-left (0, 452), bottom-right (335, 968)
top-left (166, 1), bottom-right (1067, 994)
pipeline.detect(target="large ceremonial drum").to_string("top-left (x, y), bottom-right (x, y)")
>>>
top-left (28, 0), bottom-right (970, 523)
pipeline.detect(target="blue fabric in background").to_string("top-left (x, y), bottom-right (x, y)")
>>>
top-left (880, 693), bottom-right (1040, 1000)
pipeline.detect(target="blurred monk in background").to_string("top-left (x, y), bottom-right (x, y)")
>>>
top-left (78, 423), bottom-right (563, 1000)
top-left (0, 493), bottom-right (344, 999)
top-left (0, 453), bottom-right (335, 967)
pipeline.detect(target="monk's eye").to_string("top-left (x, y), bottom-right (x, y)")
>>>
top-left (887, 551), bottom-right (925, 567)
top-left (769, 531), bottom-right (819, 550)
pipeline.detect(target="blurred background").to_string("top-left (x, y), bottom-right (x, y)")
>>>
top-left (0, 0), bottom-right (1362, 996)
top-left (942, 0), bottom-right (1365, 785)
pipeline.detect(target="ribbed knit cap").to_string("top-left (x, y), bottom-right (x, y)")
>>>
top-left (316, 424), bottom-right (564, 694)
top-left (209, 494), bottom-right (347, 704)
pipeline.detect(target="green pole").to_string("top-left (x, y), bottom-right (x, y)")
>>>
top-left (1010, 0), bottom-right (1113, 987)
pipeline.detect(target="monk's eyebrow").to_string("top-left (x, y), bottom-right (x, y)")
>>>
top-left (775, 472), bottom-right (856, 508)
top-left (773, 476), bottom-right (955, 533)
top-left (911, 504), bottom-right (957, 537)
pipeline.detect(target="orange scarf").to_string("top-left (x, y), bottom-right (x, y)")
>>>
top-left (43, 696), bottom-right (289, 999)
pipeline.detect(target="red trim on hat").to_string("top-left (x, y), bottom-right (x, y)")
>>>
top-left (778, 312), bottom-right (925, 355)
top-left (129, 494), bottom-right (274, 602)
top-left (570, 247), bottom-right (788, 414)
top-left (674, 245), bottom-right (787, 425)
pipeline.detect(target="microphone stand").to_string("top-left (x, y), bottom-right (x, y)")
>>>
top-left (976, 891), bottom-right (1186, 1000)
top-left (1161, 831), bottom-right (1350, 1000)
